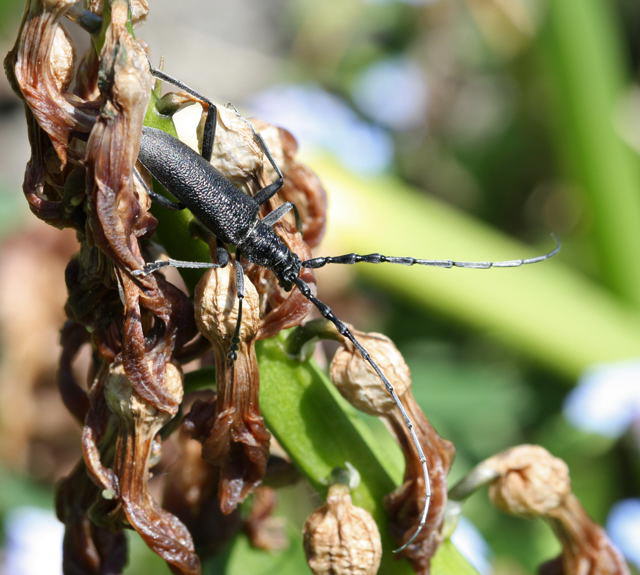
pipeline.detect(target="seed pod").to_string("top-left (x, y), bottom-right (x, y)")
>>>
top-left (330, 331), bottom-right (411, 416)
top-left (104, 361), bottom-right (184, 424)
top-left (303, 483), bottom-right (382, 575)
top-left (194, 266), bottom-right (261, 348)
top-left (485, 445), bottom-right (571, 517)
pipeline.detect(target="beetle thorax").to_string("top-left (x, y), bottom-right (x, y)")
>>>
top-left (239, 222), bottom-right (301, 289)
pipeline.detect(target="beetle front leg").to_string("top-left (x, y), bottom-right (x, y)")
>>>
top-left (149, 68), bottom-right (218, 162)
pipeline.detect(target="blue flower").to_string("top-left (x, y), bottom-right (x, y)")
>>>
top-left (451, 516), bottom-right (492, 575)
top-left (3, 507), bottom-right (63, 575)
top-left (250, 84), bottom-right (394, 175)
top-left (563, 360), bottom-right (640, 438)
top-left (352, 57), bottom-right (429, 131)
top-left (606, 498), bottom-right (640, 567)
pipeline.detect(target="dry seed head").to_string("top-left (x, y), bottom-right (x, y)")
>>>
top-left (303, 483), bottom-right (382, 575)
top-left (104, 362), bottom-right (184, 424)
top-left (486, 445), bottom-right (571, 517)
top-left (330, 331), bottom-right (411, 416)
top-left (194, 266), bottom-right (260, 346)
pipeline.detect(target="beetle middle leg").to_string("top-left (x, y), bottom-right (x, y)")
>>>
top-left (133, 246), bottom-right (230, 277)
top-left (228, 259), bottom-right (246, 360)
top-left (261, 201), bottom-right (301, 231)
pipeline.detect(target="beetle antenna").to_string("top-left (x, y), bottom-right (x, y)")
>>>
top-left (302, 234), bottom-right (560, 271)
top-left (291, 276), bottom-right (430, 553)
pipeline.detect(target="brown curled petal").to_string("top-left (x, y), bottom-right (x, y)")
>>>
top-left (118, 272), bottom-right (178, 413)
top-left (274, 125), bottom-right (327, 248)
top-left (279, 161), bottom-right (327, 248)
top-left (303, 483), bottom-right (382, 575)
top-left (20, 128), bottom-right (66, 225)
top-left (385, 392), bottom-right (455, 573)
top-left (81, 365), bottom-right (119, 494)
top-left (5, 0), bottom-right (97, 165)
top-left (105, 361), bottom-right (201, 575)
top-left (201, 344), bottom-right (271, 514)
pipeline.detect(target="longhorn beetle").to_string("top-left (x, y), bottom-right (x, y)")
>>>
top-left (134, 67), bottom-right (559, 553)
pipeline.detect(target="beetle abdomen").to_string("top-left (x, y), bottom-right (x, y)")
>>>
top-left (139, 126), bottom-right (259, 244)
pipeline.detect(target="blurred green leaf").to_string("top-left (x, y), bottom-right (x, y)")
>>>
top-left (541, 0), bottom-right (640, 306)
top-left (310, 156), bottom-right (640, 380)
top-left (407, 349), bottom-right (532, 460)
top-left (220, 530), bottom-right (307, 575)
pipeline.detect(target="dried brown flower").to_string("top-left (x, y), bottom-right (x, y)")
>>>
top-left (330, 329), bottom-right (454, 573)
top-left (385, 393), bottom-right (455, 573)
top-left (102, 362), bottom-right (200, 574)
top-left (303, 483), bottom-right (382, 575)
top-left (192, 265), bottom-right (270, 514)
top-left (6, 0), bottom-right (329, 572)
top-left (455, 445), bottom-right (630, 575)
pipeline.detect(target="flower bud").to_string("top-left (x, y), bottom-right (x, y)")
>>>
top-left (194, 265), bottom-right (260, 347)
top-left (485, 445), bottom-right (571, 517)
top-left (330, 331), bottom-right (411, 416)
top-left (303, 483), bottom-right (381, 575)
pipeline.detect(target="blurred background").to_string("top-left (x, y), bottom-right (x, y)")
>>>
top-left (1, 0), bottom-right (640, 573)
